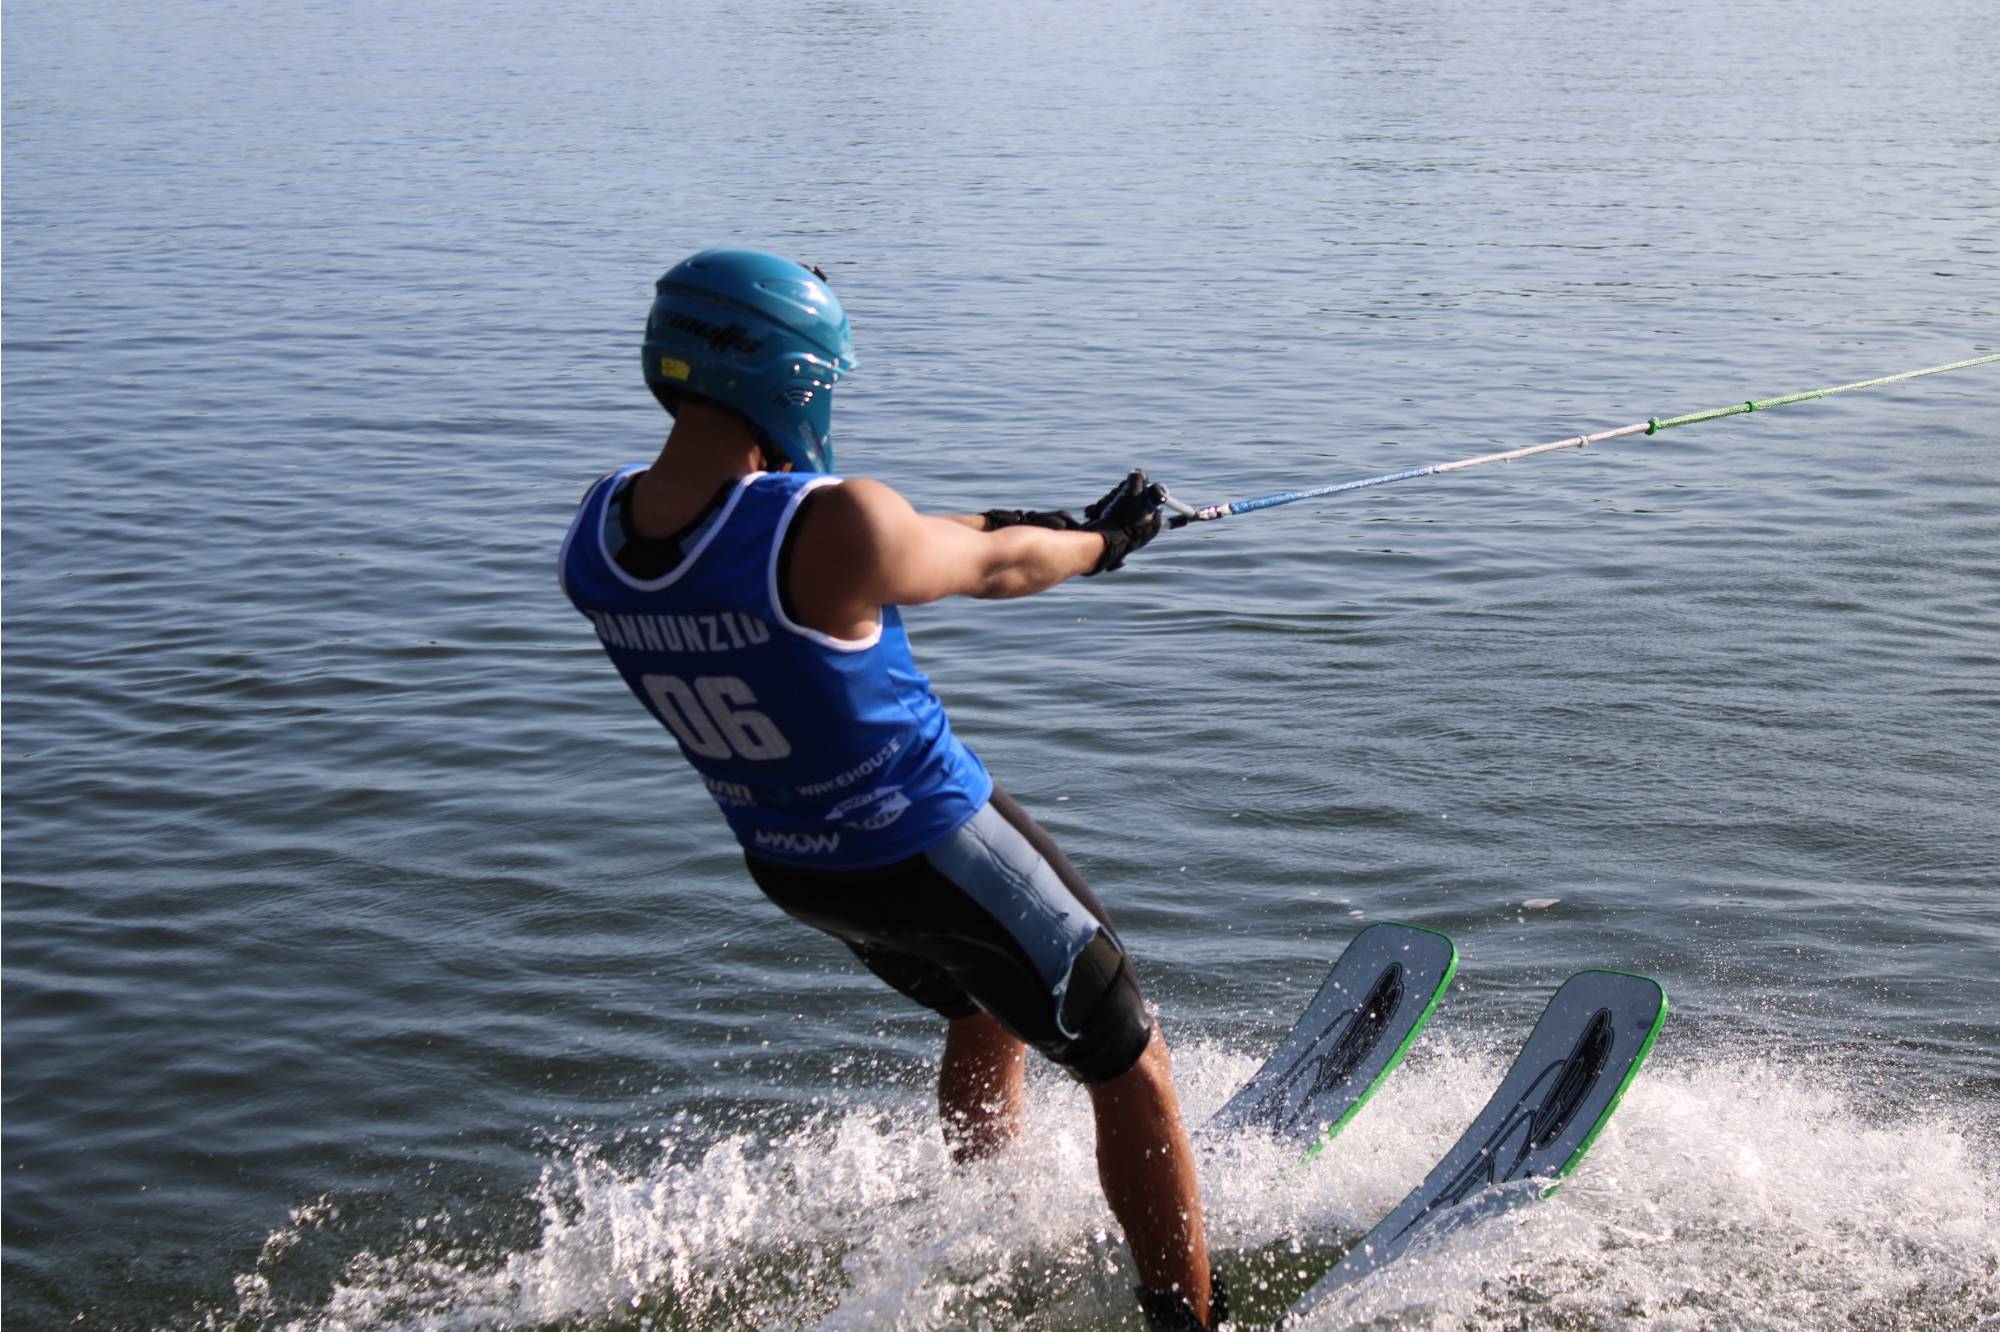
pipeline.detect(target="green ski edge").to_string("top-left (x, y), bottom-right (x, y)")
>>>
top-left (1298, 924), bottom-right (1460, 1164)
top-left (1542, 969), bottom-right (1668, 1196)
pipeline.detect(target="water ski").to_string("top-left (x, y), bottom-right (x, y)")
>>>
top-left (1285, 968), bottom-right (1667, 1323)
top-left (1204, 922), bottom-right (1457, 1156)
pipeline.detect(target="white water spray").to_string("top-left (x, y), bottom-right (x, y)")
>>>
top-left (209, 1043), bottom-right (1998, 1331)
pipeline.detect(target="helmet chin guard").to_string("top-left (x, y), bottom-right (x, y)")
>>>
top-left (642, 249), bottom-right (858, 472)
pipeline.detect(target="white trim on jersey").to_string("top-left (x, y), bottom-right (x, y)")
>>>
top-left (767, 476), bottom-right (884, 653)
top-left (598, 469), bottom-right (761, 593)
top-left (556, 469), bottom-right (629, 603)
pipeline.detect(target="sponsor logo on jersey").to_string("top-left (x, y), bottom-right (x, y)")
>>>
top-left (851, 800), bottom-right (910, 832)
top-left (825, 785), bottom-right (912, 831)
top-left (752, 828), bottom-right (842, 855)
top-left (703, 775), bottom-right (757, 808)
top-left (587, 609), bottom-right (771, 654)
top-left (795, 738), bottom-right (903, 797)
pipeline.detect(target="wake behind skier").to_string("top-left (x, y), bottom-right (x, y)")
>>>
top-left (557, 249), bottom-right (1224, 1329)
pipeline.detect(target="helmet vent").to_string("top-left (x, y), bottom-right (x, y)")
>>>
top-left (775, 386), bottom-right (815, 407)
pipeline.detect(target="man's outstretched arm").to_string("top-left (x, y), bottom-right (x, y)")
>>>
top-left (792, 477), bottom-right (1103, 626)
top-left (787, 473), bottom-right (1167, 637)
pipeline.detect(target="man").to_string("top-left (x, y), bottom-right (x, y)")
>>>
top-left (558, 249), bottom-right (1224, 1330)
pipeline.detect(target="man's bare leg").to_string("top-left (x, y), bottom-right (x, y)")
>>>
top-left (1088, 1030), bottom-right (1212, 1320)
top-left (939, 1011), bottom-right (1028, 1162)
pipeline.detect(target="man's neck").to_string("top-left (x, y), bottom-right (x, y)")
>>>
top-left (628, 411), bottom-right (771, 539)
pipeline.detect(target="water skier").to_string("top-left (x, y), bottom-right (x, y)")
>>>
top-left (558, 249), bottom-right (1224, 1330)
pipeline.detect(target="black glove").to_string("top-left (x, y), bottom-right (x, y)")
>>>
top-left (982, 508), bottom-right (1082, 532)
top-left (1081, 469), bottom-right (1167, 575)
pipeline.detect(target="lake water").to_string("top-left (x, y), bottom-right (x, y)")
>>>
top-left (4, 0), bottom-right (1996, 1328)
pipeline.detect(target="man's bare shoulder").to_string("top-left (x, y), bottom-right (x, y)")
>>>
top-left (803, 476), bottom-right (921, 550)
top-left (817, 475), bottom-right (910, 513)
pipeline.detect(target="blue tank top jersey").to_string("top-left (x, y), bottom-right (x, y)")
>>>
top-left (558, 467), bottom-right (993, 868)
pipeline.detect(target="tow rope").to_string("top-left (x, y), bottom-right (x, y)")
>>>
top-left (1162, 353), bottom-right (2000, 527)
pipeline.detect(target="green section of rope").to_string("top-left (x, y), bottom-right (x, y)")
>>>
top-left (1646, 353), bottom-right (2000, 435)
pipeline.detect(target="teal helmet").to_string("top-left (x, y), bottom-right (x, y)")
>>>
top-left (642, 249), bottom-right (858, 473)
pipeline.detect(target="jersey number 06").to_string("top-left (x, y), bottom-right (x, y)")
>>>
top-left (641, 673), bottom-right (793, 762)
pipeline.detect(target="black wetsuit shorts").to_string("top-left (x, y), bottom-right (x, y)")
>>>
top-left (745, 787), bottom-right (1153, 1084)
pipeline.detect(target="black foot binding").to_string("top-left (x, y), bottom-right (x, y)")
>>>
top-left (1136, 1274), bottom-right (1229, 1330)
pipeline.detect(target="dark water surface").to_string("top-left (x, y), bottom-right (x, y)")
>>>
top-left (5, 1), bottom-right (1997, 1328)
